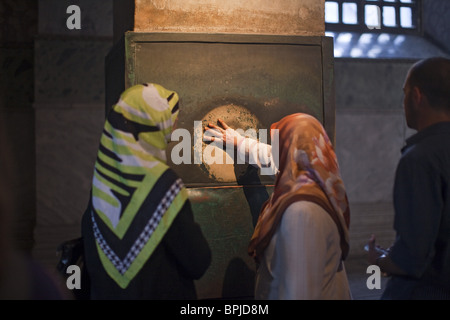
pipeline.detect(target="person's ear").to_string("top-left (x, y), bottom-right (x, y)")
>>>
top-left (412, 86), bottom-right (424, 106)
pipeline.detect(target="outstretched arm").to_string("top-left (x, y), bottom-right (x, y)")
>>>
top-left (204, 119), bottom-right (278, 177)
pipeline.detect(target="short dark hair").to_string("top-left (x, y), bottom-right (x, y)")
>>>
top-left (408, 57), bottom-right (450, 111)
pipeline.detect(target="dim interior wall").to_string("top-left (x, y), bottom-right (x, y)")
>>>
top-left (0, 56), bottom-right (36, 252)
top-left (0, 0), bottom-right (37, 253)
top-left (31, 0), bottom-right (327, 276)
top-left (113, 0), bottom-right (136, 44)
top-left (332, 1), bottom-right (450, 258)
top-left (31, 59), bottom-right (415, 266)
top-left (423, 0), bottom-right (450, 53)
top-left (33, 0), bottom-right (114, 268)
top-left (334, 59), bottom-right (418, 258)
top-left (0, 109), bottom-right (36, 253)
top-left (29, 0), bottom-right (449, 270)
top-left (38, 0), bottom-right (113, 37)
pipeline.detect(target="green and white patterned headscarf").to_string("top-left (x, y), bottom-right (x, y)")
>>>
top-left (89, 83), bottom-right (188, 288)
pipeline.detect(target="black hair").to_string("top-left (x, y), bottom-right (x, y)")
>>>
top-left (408, 57), bottom-right (450, 111)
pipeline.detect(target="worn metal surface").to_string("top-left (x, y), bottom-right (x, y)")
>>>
top-left (106, 32), bottom-right (335, 186)
top-left (189, 185), bottom-right (273, 299)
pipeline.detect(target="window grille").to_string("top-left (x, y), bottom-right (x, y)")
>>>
top-left (325, 0), bottom-right (421, 35)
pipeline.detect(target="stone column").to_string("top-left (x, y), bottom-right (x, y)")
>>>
top-left (108, 0), bottom-right (327, 299)
top-left (0, 0), bottom-right (37, 253)
top-left (33, 0), bottom-right (113, 268)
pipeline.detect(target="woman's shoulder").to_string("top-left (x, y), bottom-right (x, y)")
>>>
top-left (283, 201), bottom-right (335, 228)
top-left (284, 201), bottom-right (328, 215)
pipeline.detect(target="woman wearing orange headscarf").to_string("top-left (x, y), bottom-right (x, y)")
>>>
top-left (206, 113), bottom-right (351, 299)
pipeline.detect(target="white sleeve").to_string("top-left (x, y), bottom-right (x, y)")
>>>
top-left (236, 137), bottom-right (278, 178)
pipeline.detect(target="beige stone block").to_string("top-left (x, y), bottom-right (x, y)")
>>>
top-left (133, 0), bottom-right (325, 35)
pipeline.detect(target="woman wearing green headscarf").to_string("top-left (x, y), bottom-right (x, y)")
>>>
top-left (81, 83), bottom-right (211, 299)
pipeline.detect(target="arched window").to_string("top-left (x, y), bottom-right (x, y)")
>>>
top-left (325, 0), bottom-right (421, 35)
top-left (324, 0), bottom-right (448, 58)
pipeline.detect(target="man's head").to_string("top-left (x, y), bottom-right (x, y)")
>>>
top-left (403, 57), bottom-right (450, 130)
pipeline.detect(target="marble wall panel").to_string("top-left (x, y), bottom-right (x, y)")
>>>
top-left (334, 60), bottom-right (417, 204)
top-left (38, 0), bottom-right (113, 37)
top-left (335, 110), bottom-right (409, 204)
top-left (334, 59), bottom-right (414, 111)
top-left (0, 47), bottom-right (34, 109)
top-left (0, 108), bottom-right (36, 253)
top-left (34, 38), bottom-right (113, 104)
top-left (333, 59), bottom-right (419, 259)
top-left (35, 104), bottom-right (105, 226)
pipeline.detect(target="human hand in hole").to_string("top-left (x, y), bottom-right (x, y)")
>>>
top-left (203, 118), bottom-right (245, 149)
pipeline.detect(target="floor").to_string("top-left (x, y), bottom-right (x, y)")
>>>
top-left (31, 223), bottom-right (387, 300)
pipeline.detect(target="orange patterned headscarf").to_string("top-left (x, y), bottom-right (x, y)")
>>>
top-left (248, 113), bottom-right (350, 262)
